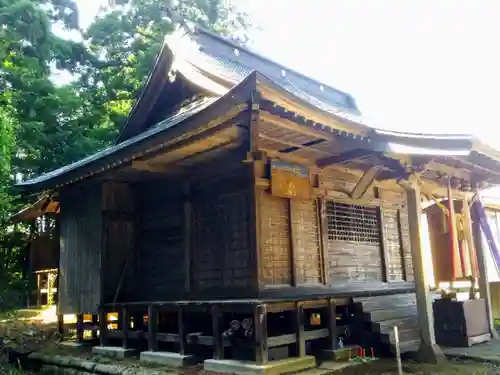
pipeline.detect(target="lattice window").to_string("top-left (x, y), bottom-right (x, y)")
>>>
top-left (326, 201), bottom-right (381, 244)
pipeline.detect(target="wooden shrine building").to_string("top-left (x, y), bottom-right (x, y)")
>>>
top-left (15, 25), bottom-right (500, 371)
top-left (11, 194), bottom-right (60, 308)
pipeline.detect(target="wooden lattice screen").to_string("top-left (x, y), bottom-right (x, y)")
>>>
top-left (326, 202), bottom-right (380, 244)
top-left (324, 201), bottom-right (383, 282)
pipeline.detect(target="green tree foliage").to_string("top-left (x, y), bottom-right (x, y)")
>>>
top-left (0, 0), bottom-right (252, 309)
top-left (77, 0), bottom-right (252, 144)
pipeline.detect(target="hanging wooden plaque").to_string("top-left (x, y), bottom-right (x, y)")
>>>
top-left (270, 160), bottom-right (312, 199)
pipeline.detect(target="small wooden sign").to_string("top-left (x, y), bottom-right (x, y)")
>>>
top-left (270, 160), bottom-right (312, 199)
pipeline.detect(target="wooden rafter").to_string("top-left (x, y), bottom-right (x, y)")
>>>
top-left (260, 111), bottom-right (333, 141)
top-left (259, 133), bottom-right (330, 156)
top-left (131, 160), bottom-right (181, 174)
top-left (316, 149), bottom-right (378, 169)
top-left (451, 155), bottom-right (500, 177)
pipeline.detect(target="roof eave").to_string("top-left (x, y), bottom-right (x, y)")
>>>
top-left (116, 41), bottom-right (175, 144)
top-left (255, 73), bottom-right (371, 137)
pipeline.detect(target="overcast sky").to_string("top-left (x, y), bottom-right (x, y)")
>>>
top-left (76, 0), bottom-right (500, 148)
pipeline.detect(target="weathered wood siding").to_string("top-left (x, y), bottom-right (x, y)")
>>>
top-left (192, 177), bottom-right (254, 294)
top-left (291, 199), bottom-right (323, 284)
top-left (397, 206), bottom-right (414, 281)
top-left (258, 166), bottom-right (414, 288)
top-left (324, 201), bottom-right (382, 283)
top-left (381, 208), bottom-right (405, 281)
top-left (133, 182), bottom-right (185, 301)
top-left (59, 183), bottom-right (102, 314)
top-left (259, 191), bottom-right (292, 285)
top-left (258, 191), bottom-right (323, 286)
top-left (101, 181), bottom-right (135, 303)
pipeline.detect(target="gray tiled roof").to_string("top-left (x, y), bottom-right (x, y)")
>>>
top-left (193, 27), bottom-right (360, 114)
top-left (17, 97), bottom-right (216, 188)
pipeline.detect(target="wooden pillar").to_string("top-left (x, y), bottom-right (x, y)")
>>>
top-left (288, 200), bottom-right (297, 286)
top-left (121, 306), bottom-right (129, 349)
top-left (57, 312), bottom-right (64, 342)
top-left (295, 302), bottom-right (306, 357)
top-left (98, 305), bottom-right (108, 347)
top-left (470, 191), bottom-right (499, 339)
top-left (76, 313), bottom-right (84, 342)
top-left (327, 299), bottom-right (337, 350)
top-left (91, 314), bottom-right (98, 340)
top-left (36, 273), bottom-right (42, 308)
top-left (183, 184), bottom-right (192, 294)
top-left (247, 90), bottom-right (263, 292)
top-left (254, 304), bottom-right (268, 365)
top-left (402, 176), bottom-right (444, 363)
top-left (211, 305), bottom-right (223, 359)
top-left (462, 194), bottom-right (477, 279)
top-left (379, 209), bottom-right (390, 282)
top-left (178, 306), bottom-right (186, 355)
top-left (148, 304), bottom-right (158, 352)
top-left (319, 198), bottom-right (329, 284)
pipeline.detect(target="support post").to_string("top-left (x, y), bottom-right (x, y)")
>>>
top-left (76, 313), bottom-right (84, 342)
top-left (98, 305), bottom-right (108, 347)
top-left (36, 273), bottom-right (42, 308)
top-left (183, 184), bottom-right (192, 294)
top-left (402, 175), bottom-right (444, 363)
top-left (247, 89), bottom-right (263, 292)
top-left (178, 306), bottom-right (186, 355)
top-left (254, 304), bottom-right (268, 365)
top-left (289, 200), bottom-right (297, 286)
top-left (211, 305), bottom-right (223, 360)
top-left (327, 298), bottom-right (337, 350)
top-left (57, 312), bottom-right (64, 342)
top-left (92, 314), bottom-right (98, 340)
top-left (121, 306), bottom-right (129, 349)
top-left (470, 191), bottom-right (499, 339)
top-left (148, 304), bottom-right (158, 352)
top-left (462, 194), bottom-right (478, 281)
top-left (295, 302), bottom-right (306, 357)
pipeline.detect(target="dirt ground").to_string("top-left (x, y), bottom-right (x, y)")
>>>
top-left (0, 309), bottom-right (497, 375)
top-left (335, 359), bottom-right (492, 375)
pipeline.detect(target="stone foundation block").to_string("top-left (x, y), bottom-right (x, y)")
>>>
top-left (92, 346), bottom-right (136, 359)
top-left (140, 351), bottom-right (198, 367)
top-left (204, 356), bottom-right (316, 375)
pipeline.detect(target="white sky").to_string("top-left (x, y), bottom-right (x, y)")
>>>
top-left (76, 0), bottom-right (500, 148)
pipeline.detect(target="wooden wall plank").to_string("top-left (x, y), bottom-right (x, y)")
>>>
top-left (259, 191), bottom-right (292, 285)
top-left (101, 181), bottom-right (135, 304)
top-left (133, 182), bottom-right (185, 300)
top-left (59, 183), bottom-right (102, 314)
top-left (290, 199), bottom-right (322, 285)
top-left (381, 208), bottom-right (405, 281)
top-left (192, 179), bottom-right (253, 291)
top-left (398, 207), bottom-right (414, 281)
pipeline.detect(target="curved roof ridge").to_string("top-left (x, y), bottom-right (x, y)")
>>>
top-left (372, 128), bottom-right (474, 140)
top-left (189, 24), bottom-right (359, 110)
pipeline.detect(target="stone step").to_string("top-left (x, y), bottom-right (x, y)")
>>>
top-left (381, 327), bottom-right (420, 344)
top-left (353, 293), bottom-right (416, 305)
top-left (355, 298), bottom-right (417, 312)
top-left (317, 345), bottom-right (361, 361)
top-left (372, 317), bottom-right (419, 333)
top-left (364, 305), bottom-right (417, 323)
